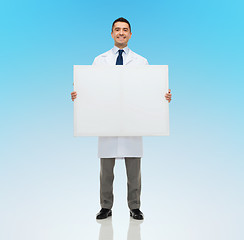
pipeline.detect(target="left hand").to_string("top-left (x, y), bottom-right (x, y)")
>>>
top-left (165, 89), bottom-right (172, 103)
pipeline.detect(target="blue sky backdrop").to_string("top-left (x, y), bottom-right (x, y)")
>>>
top-left (0, 0), bottom-right (243, 239)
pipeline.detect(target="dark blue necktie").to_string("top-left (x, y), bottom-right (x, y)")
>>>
top-left (116, 49), bottom-right (124, 65)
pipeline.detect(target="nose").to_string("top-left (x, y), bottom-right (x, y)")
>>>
top-left (119, 29), bottom-right (123, 35)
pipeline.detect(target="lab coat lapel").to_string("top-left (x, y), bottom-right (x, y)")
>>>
top-left (124, 50), bottom-right (135, 65)
top-left (100, 50), bottom-right (114, 65)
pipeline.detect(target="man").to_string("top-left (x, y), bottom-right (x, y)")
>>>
top-left (71, 17), bottom-right (172, 220)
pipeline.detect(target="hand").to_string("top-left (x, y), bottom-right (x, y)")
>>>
top-left (71, 91), bottom-right (77, 101)
top-left (165, 89), bottom-right (172, 103)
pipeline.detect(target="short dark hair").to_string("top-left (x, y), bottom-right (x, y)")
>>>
top-left (112, 17), bottom-right (131, 32)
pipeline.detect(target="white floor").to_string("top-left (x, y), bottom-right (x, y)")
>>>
top-left (1, 195), bottom-right (243, 240)
top-left (1, 151), bottom-right (243, 240)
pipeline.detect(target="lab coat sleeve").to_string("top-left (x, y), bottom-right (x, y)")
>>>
top-left (92, 57), bottom-right (98, 66)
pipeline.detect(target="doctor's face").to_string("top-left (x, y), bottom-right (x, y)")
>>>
top-left (111, 22), bottom-right (132, 49)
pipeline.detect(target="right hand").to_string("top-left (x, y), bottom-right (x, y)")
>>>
top-left (71, 91), bottom-right (77, 101)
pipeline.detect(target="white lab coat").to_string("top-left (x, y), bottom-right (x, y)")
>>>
top-left (92, 46), bottom-right (149, 158)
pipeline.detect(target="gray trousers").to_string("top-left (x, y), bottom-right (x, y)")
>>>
top-left (100, 157), bottom-right (141, 210)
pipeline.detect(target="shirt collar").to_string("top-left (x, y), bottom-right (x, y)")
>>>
top-left (112, 45), bottom-right (129, 55)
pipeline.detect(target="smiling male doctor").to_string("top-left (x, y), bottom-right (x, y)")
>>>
top-left (71, 17), bottom-right (172, 220)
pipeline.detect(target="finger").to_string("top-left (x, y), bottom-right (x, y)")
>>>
top-left (168, 89), bottom-right (171, 93)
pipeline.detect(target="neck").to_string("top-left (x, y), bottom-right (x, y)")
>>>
top-left (115, 43), bottom-right (127, 49)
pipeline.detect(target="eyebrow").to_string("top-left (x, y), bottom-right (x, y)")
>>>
top-left (114, 27), bottom-right (129, 30)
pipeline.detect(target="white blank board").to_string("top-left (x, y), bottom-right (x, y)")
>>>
top-left (74, 65), bottom-right (169, 136)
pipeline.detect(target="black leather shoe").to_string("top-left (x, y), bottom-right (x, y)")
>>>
top-left (130, 209), bottom-right (144, 220)
top-left (96, 208), bottom-right (112, 219)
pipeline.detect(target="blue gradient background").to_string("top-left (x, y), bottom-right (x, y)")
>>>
top-left (0, 0), bottom-right (243, 239)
